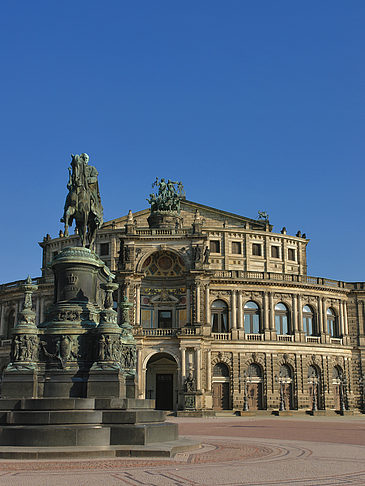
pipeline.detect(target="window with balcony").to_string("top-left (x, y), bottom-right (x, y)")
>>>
top-left (275, 302), bottom-right (290, 335)
top-left (327, 308), bottom-right (339, 337)
top-left (158, 310), bottom-right (173, 329)
top-left (211, 299), bottom-right (229, 333)
top-left (303, 305), bottom-right (317, 336)
top-left (244, 301), bottom-right (260, 334)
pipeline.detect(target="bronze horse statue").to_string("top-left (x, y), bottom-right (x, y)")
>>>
top-left (61, 154), bottom-right (103, 250)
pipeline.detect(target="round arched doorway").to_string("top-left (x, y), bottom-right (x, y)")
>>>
top-left (279, 364), bottom-right (294, 410)
top-left (332, 365), bottom-right (343, 410)
top-left (212, 362), bottom-right (231, 410)
top-left (246, 363), bottom-right (264, 410)
top-left (145, 353), bottom-right (178, 410)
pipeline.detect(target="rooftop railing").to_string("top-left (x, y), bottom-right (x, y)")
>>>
top-left (212, 271), bottom-right (345, 288)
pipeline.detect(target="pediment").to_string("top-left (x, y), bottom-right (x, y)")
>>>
top-left (103, 200), bottom-right (266, 231)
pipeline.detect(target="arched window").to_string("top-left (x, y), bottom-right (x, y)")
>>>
top-left (247, 363), bottom-right (262, 378)
top-left (275, 303), bottom-right (290, 335)
top-left (327, 308), bottom-right (339, 337)
top-left (332, 366), bottom-right (343, 381)
top-left (213, 362), bottom-right (230, 377)
top-left (244, 301), bottom-right (260, 334)
top-left (303, 305), bottom-right (316, 336)
top-left (211, 300), bottom-right (229, 333)
top-left (279, 364), bottom-right (292, 378)
top-left (308, 364), bottom-right (318, 379)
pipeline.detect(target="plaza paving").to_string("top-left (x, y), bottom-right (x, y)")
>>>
top-left (0, 415), bottom-right (365, 485)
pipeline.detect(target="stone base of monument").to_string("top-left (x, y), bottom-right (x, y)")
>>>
top-left (0, 398), bottom-right (200, 458)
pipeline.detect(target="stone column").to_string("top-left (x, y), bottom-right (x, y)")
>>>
top-left (298, 294), bottom-right (303, 333)
top-left (231, 290), bottom-right (237, 330)
top-left (196, 348), bottom-right (201, 390)
top-left (321, 298), bottom-right (328, 343)
top-left (186, 287), bottom-right (191, 324)
top-left (40, 296), bottom-right (45, 324)
top-left (135, 284), bottom-right (141, 326)
top-left (196, 284), bottom-right (201, 324)
top-left (14, 301), bottom-right (19, 327)
top-left (269, 292), bottom-right (275, 331)
top-left (318, 296), bottom-right (323, 337)
top-left (181, 347), bottom-right (186, 383)
top-left (205, 285), bottom-right (210, 324)
top-left (237, 291), bottom-right (243, 329)
top-left (137, 348), bottom-right (144, 398)
top-left (206, 350), bottom-right (212, 391)
top-left (322, 298), bottom-right (327, 333)
top-left (339, 301), bottom-right (345, 336)
top-left (36, 297), bottom-right (40, 326)
top-left (344, 301), bottom-right (349, 335)
top-left (117, 287), bottom-right (121, 325)
top-left (292, 294), bottom-right (298, 339)
top-left (263, 292), bottom-right (269, 338)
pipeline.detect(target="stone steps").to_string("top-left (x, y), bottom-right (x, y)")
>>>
top-left (0, 397), bottom-right (181, 449)
top-left (0, 438), bottom-right (200, 459)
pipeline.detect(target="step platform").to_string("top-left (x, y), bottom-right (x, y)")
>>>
top-left (0, 398), bottom-right (200, 457)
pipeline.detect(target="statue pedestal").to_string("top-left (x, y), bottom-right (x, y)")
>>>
top-left (147, 211), bottom-right (182, 229)
top-left (0, 246), bottom-right (199, 457)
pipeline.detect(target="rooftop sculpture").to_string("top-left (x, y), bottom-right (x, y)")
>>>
top-left (147, 177), bottom-right (185, 214)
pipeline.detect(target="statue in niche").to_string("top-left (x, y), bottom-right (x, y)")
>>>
top-left (193, 246), bottom-right (202, 263)
top-left (98, 335), bottom-right (106, 361)
top-left (104, 335), bottom-right (112, 360)
top-left (11, 336), bottom-right (22, 361)
top-left (184, 371), bottom-right (196, 392)
top-left (203, 246), bottom-right (210, 264)
top-left (123, 345), bottom-right (136, 369)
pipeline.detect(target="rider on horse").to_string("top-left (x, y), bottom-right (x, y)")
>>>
top-left (61, 153), bottom-right (103, 249)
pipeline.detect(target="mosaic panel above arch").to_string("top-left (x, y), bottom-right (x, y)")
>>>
top-left (142, 251), bottom-right (185, 277)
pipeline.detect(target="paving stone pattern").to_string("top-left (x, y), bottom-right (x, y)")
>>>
top-left (1, 417), bottom-right (365, 485)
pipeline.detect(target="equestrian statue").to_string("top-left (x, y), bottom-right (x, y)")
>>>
top-left (61, 153), bottom-right (103, 250)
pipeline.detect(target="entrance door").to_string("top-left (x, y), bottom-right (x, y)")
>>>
top-left (156, 374), bottom-right (173, 410)
top-left (282, 383), bottom-right (292, 410)
top-left (212, 382), bottom-right (230, 410)
top-left (247, 383), bottom-right (262, 410)
top-left (333, 384), bottom-right (341, 410)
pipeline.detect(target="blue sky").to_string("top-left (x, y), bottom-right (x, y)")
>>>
top-left (0, 1), bottom-right (364, 283)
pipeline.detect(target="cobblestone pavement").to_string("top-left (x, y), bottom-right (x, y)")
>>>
top-left (1, 415), bottom-right (365, 485)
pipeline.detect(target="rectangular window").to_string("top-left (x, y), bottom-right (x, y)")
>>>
top-left (99, 242), bottom-right (110, 256)
top-left (252, 243), bottom-right (262, 256)
top-left (288, 248), bottom-right (296, 261)
top-left (210, 240), bottom-right (220, 253)
top-left (271, 246), bottom-right (280, 258)
top-left (158, 310), bottom-right (173, 328)
top-left (231, 241), bottom-right (242, 254)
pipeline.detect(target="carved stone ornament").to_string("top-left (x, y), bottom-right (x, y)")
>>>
top-left (11, 334), bottom-right (39, 362)
top-left (184, 372), bottom-right (196, 392)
